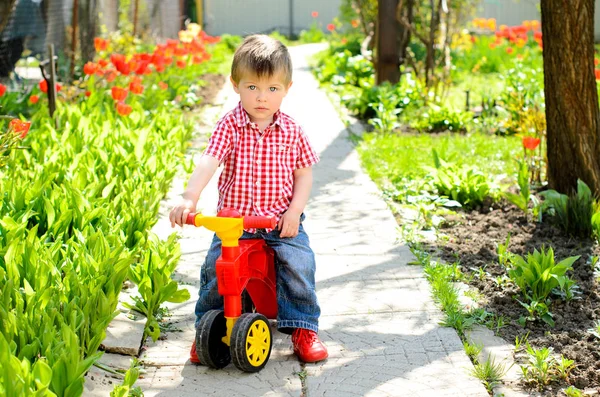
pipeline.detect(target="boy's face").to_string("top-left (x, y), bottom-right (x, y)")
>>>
top-left (231, 71), bottom-right (292, 126)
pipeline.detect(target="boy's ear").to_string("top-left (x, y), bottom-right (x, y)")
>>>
top-left (230, 76), bottom-right (240, 93)
top-left (286, 80), bottom-right (293, 92)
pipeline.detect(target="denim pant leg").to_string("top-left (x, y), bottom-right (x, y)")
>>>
top-left (263, 223), bottom-right (321, 334)
top-left (194, 233), bottom-right (224, 327)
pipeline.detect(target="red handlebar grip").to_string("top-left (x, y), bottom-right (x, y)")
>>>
top-left (185, 213), bottom-right (197, 225)
top-left (243, 216), bottom-right (277, 229)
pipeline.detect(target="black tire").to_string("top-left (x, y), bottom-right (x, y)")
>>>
top-left (230, 313), bottom-right (272, 372)
top-left (195, 310), bottom-right (231, 369)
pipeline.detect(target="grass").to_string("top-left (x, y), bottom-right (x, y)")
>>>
top-left (357, 131), bottom-right (522, 200)
top-left (470, 357), bottom-right (509, 392)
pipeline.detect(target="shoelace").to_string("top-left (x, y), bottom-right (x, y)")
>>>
top-left (293, 329), bottom-right (318, 347)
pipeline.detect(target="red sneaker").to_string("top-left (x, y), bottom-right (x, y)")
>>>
top-left (292, 328), bottom-right (328, 363)
top-left (190, 341), bottom-right (201, 364)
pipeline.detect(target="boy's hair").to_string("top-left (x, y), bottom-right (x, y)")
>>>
top-left (231, 34), bottom-right (292, 84)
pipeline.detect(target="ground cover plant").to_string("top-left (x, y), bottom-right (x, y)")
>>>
top-left (0, 24), bottom-right (233, 396)
top-left (313, 9), bottom-right (600, 394)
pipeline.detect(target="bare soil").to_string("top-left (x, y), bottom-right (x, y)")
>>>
top-left (423, 200), bottom-right (600, 393)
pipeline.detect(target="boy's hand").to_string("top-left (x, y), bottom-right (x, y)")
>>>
top-left (169, 198), bottom-right (196, 228)
top-left (277, 210), bottom-right (301, 238)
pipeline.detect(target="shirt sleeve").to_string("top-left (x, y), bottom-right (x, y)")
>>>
top-left (204, 116), bottom-right (233, 163)
top-left (296, 126), bottom-right (320, 169)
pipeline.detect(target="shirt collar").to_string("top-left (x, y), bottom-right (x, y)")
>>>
top-left (234, 101), bottom-right (282, 129)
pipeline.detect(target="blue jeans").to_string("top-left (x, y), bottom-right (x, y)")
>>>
top-left (195, 215), bottom-right (320, 334)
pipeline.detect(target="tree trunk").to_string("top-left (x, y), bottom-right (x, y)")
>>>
top-left (397, 0), bottom-right (414, 68)
top-left (79, 0), bottom-right (98, 64)
top-left (541, 0), bottom-right (600, 195)
top-left (377, 0), bottom-right (400, 84)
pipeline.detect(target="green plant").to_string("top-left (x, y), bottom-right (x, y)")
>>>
top-left (410, 105), bottom-right (472, 133)
top-left (592, 210), bottom-right (600, 242)
top-left (425, 149), bottom-right (498, 209)
top-left (519, 343), bottom-right (575, 390)
top-left (367, 85), bottom-right (402, 133)
top-left (588, 320), bottom-right (600, 339)
top-left (496, 233), bottom-right (512, 268)
top-left (298, 19), bottom-right (326, 43)
top-left (110, 359), bottom-right (143, 397)
top-left (564, 386), bottom-right (584, 397)
top-left (125, 234), bottom-right (191, 342)
top-left (507, 246), bottom-right (579, 303)
top-left (556, 356), bottom-right (575, 381)
top-left (503, 160), bottom-right (540, 220)
top-left (520, 344), bottom-right (554, 389)
top-left (540, 179), bottom-right (598, 238)
top-left (470, 357), bottom-right (508, 393)
top-left (514, 332), bottom-right (530, 352)
top-left (517, 299), bottom-right (553, 326)
top-left (463, 341), bottom-right (483, 362)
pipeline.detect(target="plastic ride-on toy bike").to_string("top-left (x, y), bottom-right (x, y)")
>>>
top-left (185, 208), bottom-right (278, 372)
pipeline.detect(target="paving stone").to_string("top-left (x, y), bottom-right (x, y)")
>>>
top-left (100, 312), bottom-right (146, 356)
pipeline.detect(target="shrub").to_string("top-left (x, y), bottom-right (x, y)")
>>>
top-left (540, 179), bottom-right (598, 238)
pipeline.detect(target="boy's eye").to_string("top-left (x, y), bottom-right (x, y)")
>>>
top-left (248, 85), bottom-right (256, 90)
top-left (269, 87), bottom-right (278, 92)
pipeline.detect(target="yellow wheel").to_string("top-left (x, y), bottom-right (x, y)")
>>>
top-left (230, 313), bottom-right (272, 372)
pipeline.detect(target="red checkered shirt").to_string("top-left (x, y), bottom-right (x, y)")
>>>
top-left (204, 102), bottom-right (319, 230)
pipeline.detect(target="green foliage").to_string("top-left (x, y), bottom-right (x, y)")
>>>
top-left (110, 359), bottom-right (143, 397)
top-left (540, 179), bottom-right (598, 238)
top-left (593, 210), bottom-right (600, 243)
top-left (469, 357), bottom-right (508, 392)
top-left (0, 34), bottom-right (233, 395)
top-left (520, 344), bottom-right (575, 390)
top-left (299, 20), bottom-right (326, 43)
top-left (564, 386), bottom-right (584, 397)
top-left (410, 105), bottom-right (472, 133)
top-left (506, 246), bottom-right (579, 325)
top-left (424, 149), bottom-right (498, 209)
top-left (314, 50), bottom-right (374, 88)
top-left (125, 234), bottom-right (190, 342)
top-left (0, 333), bottom-right (56, 396)
top-left (495, 61), bottom-right (545, 136)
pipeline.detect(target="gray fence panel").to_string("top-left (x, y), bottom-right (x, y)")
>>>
top-left (204, 0), bottom-right (341, 37)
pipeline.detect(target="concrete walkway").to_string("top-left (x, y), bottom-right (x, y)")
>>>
top-left (128, 43), bottom-right (488, 397)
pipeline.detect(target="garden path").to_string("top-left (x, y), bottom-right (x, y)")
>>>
top-left (87, 43), bottom-right (488, 397)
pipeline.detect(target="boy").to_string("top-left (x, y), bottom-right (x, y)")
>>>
top-left (169, 34), bottom-right (328, 363)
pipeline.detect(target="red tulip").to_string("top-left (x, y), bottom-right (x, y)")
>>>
top-left (39, 80), bottom-right (61, 93)
top-left (522, 136), bottom-right (541, 151)
top-left (176, 59), bottom-right (187, 69)
top-left (111, 86), bottom-right (128, 101)
top-left (83, 62), bottom-right (97, 75)
top-left (0, 83), bottom-right (6, 97)
top-left (311, 11), bottom-right (318, 18)
top-left (595, 69), bottom-right (600, 81)
top-left (116, 102), bottom-right (132, 116)
top-left (327, 23), bottom-right (335, 32)
top-left (98, 59), bottom-right (109, 68)
top-left (94, 37), bottom-right (108, 52)
top-left (129, 81), bottom-right (144, 95)
top-left (158, 82), bottom-right (168, 90)
top-left (29, 95), bottom-right (39, 104)
top-left (351, 20), bottom-right (359, 28)
top-left (85, 91), bottom-right (91, 97)
top-left (506, 47), bottom-right (514, 54)
top-left (9, 119), bottom-right (31, 138)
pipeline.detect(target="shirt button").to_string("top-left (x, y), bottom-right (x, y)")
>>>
top-left (256, 181), bottom-right (260, 186)
top-left (256, 160), bottom-right (261, 165)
